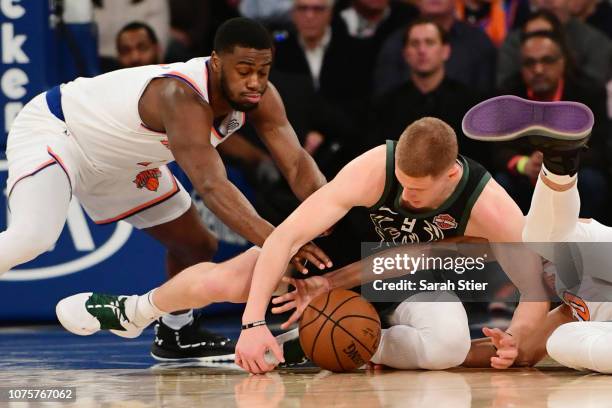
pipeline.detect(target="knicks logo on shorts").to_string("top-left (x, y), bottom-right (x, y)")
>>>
top-left (133, 168), bottom-right (162, 192)
top-left (433, 214), bottom-right (458, 230)
top-left (563, 291), bottom-right (590, 321)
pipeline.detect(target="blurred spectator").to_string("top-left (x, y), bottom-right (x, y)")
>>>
top-left (497, 0), bottom-right (612, 87)
top-left (569, 0), bottom-right (612, 39)
top-left (368, 18), bottom-right (488, 166)
top-left (93, 0), bottom-right (169, 72)
top-left (335, 0), bottom-right (417, 39)
top-left (454, 0), bottom-right (530, 46)
top-left (373, 0), bottom-right (497, 97)
top-left (238, 0), bottom-right (294, 27)
top-left (116, 22), bottom-right (162, 68)
top-left (273, 0), bottom-right (369, 175)
top-left (496, 30), bottom-right (610, 218)
top-left (166, 0), bottom-right (240, 62)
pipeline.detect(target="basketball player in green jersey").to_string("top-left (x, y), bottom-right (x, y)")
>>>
top-left (235, 116), bottom-right (549, 373)
top-left (57, 117), bottom-right (548, 373)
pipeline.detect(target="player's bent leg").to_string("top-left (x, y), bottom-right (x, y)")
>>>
top-left (547, 321), bottom-right (612, 374)
top-left (370, 292), bottom-right (471, 370)
top-left (0, 165), bottom-right (71, 273)
top-left (56, 247), bottom-right (260, 339)
top-left (143, 203), bottom-right (218, 276)
top-left (522, 170), bottom-right (580, 243)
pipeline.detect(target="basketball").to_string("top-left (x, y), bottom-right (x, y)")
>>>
top-left (299, 289), bottom-right (381, 372)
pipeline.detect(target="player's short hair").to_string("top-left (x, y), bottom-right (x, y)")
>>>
top-left (404, 17), bottom-right (449, 46)
top-left (117, 21), bottom-right (158, 45)
top-left (395, 117), bottom-right (458, 178)
top-left (214, 17), bottom-right (273, 54)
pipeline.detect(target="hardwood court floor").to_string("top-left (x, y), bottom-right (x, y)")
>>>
top-left (1, 326), bottom-right (610, 407)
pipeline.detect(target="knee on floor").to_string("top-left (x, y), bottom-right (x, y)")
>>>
top-left (419, 331), bottom-right (471, 370)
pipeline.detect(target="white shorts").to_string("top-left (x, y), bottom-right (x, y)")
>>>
top-left (5, 93), bottom-right (191, 229)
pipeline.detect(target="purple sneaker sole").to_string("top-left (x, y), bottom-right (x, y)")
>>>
top-left (462, 95), bottom-right (594, 141)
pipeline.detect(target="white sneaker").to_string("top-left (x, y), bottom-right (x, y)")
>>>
top-left (56, 292), bottom-right (144, 338)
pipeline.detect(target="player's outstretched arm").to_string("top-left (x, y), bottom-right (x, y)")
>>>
top-left (160, 79), bottom-right (274, 247)
top-left (466, 178), bottom-right (550, 368)
top-left (234, 146), bottom-right (386, 374)
top-left (249, 83), bottom-right (327, 201)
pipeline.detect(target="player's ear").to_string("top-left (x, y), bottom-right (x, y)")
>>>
top-left (210, 51), bottom-right (221, 72)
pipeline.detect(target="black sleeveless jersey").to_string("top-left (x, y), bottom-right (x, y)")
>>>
top-left (364, 140), bottom-right (491, 245)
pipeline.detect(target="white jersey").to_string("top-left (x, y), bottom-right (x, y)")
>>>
top-left (60, 57), bottom-right (246, 174)
top-left (544, 260), bottom-right (612, 322)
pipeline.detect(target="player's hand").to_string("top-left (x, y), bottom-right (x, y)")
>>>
top-left (483, 327), bottom-right (518, 369)
top-left (291, 242), bottom-right (333, 274)
top-left (271, 276), bottom-right (331, 329)
top-left (525, 151), bottom-right (543, 181)
top-left (235, 325), bottom-right (284, 374)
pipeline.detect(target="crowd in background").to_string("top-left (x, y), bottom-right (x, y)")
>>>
top-left (96, 0), bottom-right (612, 224)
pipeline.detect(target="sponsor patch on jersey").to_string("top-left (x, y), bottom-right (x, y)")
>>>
top-left (133, 168), bottom-right (162, 192)
top-left (433, 214), bottom-right (458, 230)
top-left (227, 118), bottom-right (241, 133)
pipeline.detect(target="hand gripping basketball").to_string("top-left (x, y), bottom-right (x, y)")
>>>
top-left (271, 276), bottom-right (332, 330)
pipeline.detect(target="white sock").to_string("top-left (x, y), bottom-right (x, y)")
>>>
top-left (124, 289), bottom-right (165, 328)
top-left (162, 309), bottom-right (194, 330)
top-left (542, 164), bottom-right (576, 185)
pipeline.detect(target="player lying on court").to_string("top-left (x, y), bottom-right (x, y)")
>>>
top-left (57, 117), bottom-right (549, 373)
top-left (1, 18), bottom-right (331, 361)
top-left (462, 95), bottom-right (612, 373)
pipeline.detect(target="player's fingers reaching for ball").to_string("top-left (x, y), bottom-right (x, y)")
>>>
top-left (296, 242), bottom-right (333, 270)
top-left (290, 256), bottom-right (308, 274)
top-left (271, 300), bottom-right (296, 314)
top-left (271, 291), bottom-right (297, 305)
top-left (281, 310), bottom-right (301, 330)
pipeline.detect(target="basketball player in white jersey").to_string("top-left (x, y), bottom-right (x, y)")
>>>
top-left (462, 95), bottom-right (612, 373)
top-left (56, 116), bottom-right (549, 374)
top-left (1, 18), bottom-right (331, 362)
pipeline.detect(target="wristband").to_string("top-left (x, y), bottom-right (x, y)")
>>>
top-left (241, 320), bottom-right (266, 330)
top-left (516, 156), bottom-right (529, 175)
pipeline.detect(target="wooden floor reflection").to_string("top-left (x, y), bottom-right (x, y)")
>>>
top-left (1, 363), bottom-right (611, 407)
top-left (1, 327), bottom-right (610, 407)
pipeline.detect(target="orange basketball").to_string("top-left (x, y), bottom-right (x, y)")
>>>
top-left (299, 289), bottom-right (381, 372)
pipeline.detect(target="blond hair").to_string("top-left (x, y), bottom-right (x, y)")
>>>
top-left (395, 117), bottom-right (458, 177)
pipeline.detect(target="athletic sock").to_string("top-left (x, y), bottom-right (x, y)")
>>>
top-left (162, 309), bottom-right (194, 330)
top-left (125, 289), bottom-right (165, 328)
top-left (541, 164), bottom-right (576, 185)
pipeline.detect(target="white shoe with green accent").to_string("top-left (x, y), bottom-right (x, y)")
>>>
top-left (56, 292), bottom-right (144, 339)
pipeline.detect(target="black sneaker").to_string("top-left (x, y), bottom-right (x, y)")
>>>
top-left (150, 314), bottom-right (235, 362)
